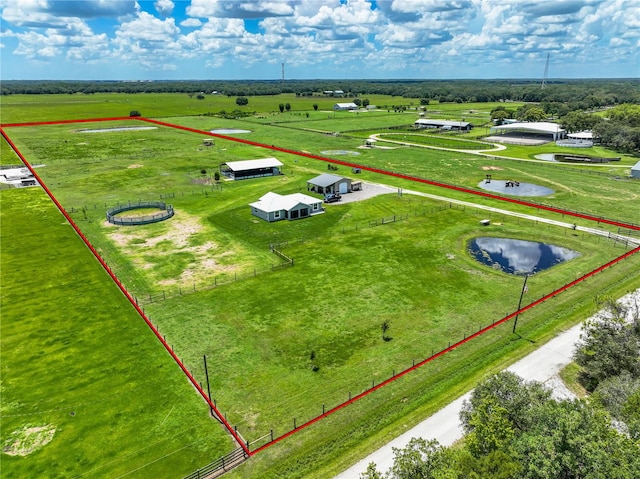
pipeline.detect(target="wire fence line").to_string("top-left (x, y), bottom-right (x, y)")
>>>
top-left (106, 201), bottom-right (174, 226)
top-left (243, 245), bottom-right (640, 455)
top-left (182, 447), bottom-right (249, 479)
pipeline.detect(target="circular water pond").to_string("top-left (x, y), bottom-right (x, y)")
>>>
top-left (320, 150), bottom-right (361, 156)
top-left (478, 179), bottom-right (554, 197)
top-left (210, 129), bottom-right (252, 134)
top-left (468, 237), bottom-right (579, 275)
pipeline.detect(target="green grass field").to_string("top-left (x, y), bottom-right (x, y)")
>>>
top-left (0, 188), bottom-right (233, 479)
top-left (1, 94), bottom-right (639, 478)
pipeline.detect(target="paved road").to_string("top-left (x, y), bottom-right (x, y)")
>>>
top-left (335, 290), bottom-right (640, 478)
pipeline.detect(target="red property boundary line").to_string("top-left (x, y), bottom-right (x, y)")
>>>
top-left (0, 124), bottom-right (251, 456)
top-left (2, 117), bottom-right (639, 458)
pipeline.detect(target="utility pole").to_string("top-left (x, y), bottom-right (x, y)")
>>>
top-left (203, 355), bottom-right (213, 415)
top-left (513, 274), bottom-right (529, 333)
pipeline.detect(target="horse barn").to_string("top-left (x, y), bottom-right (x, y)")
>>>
top-left (413, 119), bottom-right (472, 131)
top-left (219, 157), bottom-right (283, 180)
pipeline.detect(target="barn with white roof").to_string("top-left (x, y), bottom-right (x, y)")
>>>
top-left (220, 157), bottom-right (283, 180)
top-left (489, 122), bottom-right (566, 141)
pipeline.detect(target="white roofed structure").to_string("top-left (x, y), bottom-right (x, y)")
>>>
top-left (334, 103), bottom-right (358, 111)
top-left (249, 192), bottom-right (324, 222)
top-left (414, 119), bottom-right (472, 130)
top-left (490, 122), bottom-right (565, 141)
top-left (220, 157), bottom-right (283, 180)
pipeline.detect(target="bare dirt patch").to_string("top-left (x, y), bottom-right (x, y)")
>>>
top-left (481, 166), bottom-right (503, 171)
top-left (128, 164), bottom-right (143, 169)
top-left (107, 212), bottom-right (241, 286)
top-left (2, 424), bottom-right (56, 457)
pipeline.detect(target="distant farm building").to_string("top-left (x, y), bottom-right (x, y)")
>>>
top-left (632, 161), bottom-right (640, 179)
top-left (414, 119), bottom-right (473, 131)
top-left (0, 166), bottom-right (38, 188)
top-left (220, 157), bottom-right (283, 180)
top-left (249, 192), bottom-right (324, 222)
top-left (307, 173), bottom-right (353, 195)
top-left (490, 122), bottom-right (565, 142)
top-left (334, 102), bottom-right (358, 111)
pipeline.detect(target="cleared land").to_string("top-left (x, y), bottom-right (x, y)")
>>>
top-left (1, 95), bottom-right (639, 479)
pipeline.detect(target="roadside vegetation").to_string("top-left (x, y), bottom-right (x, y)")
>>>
top-left (363, 298), bottom-right (640, 478)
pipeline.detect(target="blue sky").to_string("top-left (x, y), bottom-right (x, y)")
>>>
top-left (1, 0), bottom-right (638, 80)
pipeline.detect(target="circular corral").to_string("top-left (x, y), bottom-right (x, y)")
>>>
top-left (106, 201), bottom-right (174, 226)
top-left (477, 179), bottom-right (554, 197)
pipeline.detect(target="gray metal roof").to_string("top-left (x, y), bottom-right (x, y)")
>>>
top-left (307, 173), bottom-right (345, 188)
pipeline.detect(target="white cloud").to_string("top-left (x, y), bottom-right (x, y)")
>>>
top-left (154, 0), bottom-right (174, 17)
top-left (180, 18), bottom-right (202, 28)
top-left (187, 0), bottom-right (296, 19)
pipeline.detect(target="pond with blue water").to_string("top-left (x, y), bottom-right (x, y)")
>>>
top-left (468, 237), bottom-right (579, 275)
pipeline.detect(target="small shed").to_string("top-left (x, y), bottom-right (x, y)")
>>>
top-left (249, 192), bottom-right (324, 222)
top-left (632, 161), bottom-right (640, 179)
top-left (220, 157), bottom-right (283, 180)
top-left (307, 173), bottom-right (352, 195)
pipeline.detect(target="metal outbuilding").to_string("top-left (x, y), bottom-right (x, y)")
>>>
top-left (220, 157), bottom-right (283, 180)
top-left (307, 174), bottom-right (352, 195)
top-left (632, 161), bottom-right (640, 179)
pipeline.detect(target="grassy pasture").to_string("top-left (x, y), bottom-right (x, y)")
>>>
top-left (0, 188), bottom-right (233, 479)
top-left (2, 98), bottom-right (639, 478)
top-left (163, 115), bottom-right (640, 226)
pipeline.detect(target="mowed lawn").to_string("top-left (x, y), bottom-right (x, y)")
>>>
top-left (0, 188), bottom-right (233, 478)
top-left (143, 193), bottom-right (627, 439)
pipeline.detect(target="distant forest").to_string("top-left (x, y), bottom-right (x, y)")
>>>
top-left (2, 78), bottom-right (639, 106)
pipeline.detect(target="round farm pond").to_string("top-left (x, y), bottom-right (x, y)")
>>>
top-left (320, 150), bottom-right (361, 156)
top-left (478, 179), bottom-right (554, 197)
top-left (468, 237), bottom-right (579, 275)
top-left (210, 129), bottom-right (252, 134)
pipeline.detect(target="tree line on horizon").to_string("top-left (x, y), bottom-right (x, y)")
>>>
top-left (2, 78), bottom-right (639, 106)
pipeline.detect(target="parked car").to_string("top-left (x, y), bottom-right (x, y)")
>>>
top-left (324, 193), bottom-right (341, 203)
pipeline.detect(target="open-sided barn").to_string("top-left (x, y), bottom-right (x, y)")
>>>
top-left (414, 119), bottom-right (472, 131)
top-left (220, 157), bottom-right (283, 180)
top-left (490, 122), bottom-right (565, 141)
